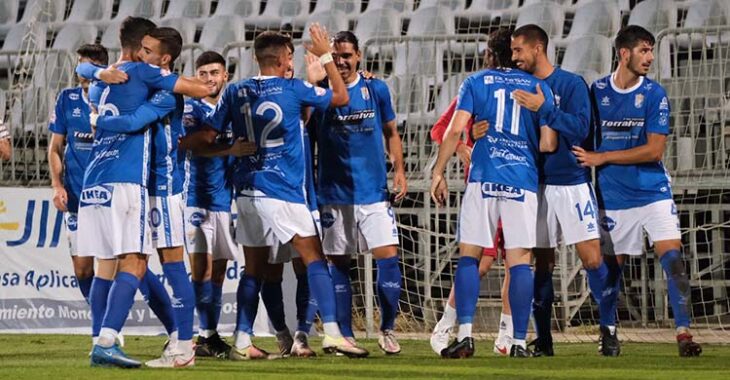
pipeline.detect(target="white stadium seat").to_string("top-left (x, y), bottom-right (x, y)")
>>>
top-left (418, 0), bottom-right (467, 12)
top-left (101, 20), bottom-right (124, 49)
top-left (458, 0), bottom-right (520, 23)
top-left (65, 0), bottom-right (114, 23)
top-left (159, 18), bottom-right (198, 45)
top-left (51, 23), bottom-right (97, 52)
top-left (113, 0), bottom-right (163, 20)
top-left (0, 0), bottom-right (20, 27)
top-left (251, 0), bottom-right (310, 29)
top-left (677, 0), bottom-right (730, 48)
top-left (564, 1), bottom-right (620, 42)
top-left (212, 0), bottom-right (261, 18)
top-left (1, 22), bottom-right (47, 52)
top-left (628, 0), bottom-right (678, 37)
top-left (303, 11), bottom-right (349, 38)
top-left (407, 6), bottom-right (455, 36)
top-left (367, 0), bottom-right (414, 13)
top-left (560, 34), bottom-right (612, 85)
top-left (515, 1), bottom-right (565, 39)
top-left (354, 7), bottom-right (402, 57)
top-left (20, 0), bottom-right (66, 24)
top-left (312, 0), bottom-right (362, 14)
top-left (163, 0), bottom-right (211, 19)
top-left (199, 15), bottom-right (246, 53)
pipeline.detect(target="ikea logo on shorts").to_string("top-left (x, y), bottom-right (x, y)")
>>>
top-left (601, 216), bottom-right (616, 232)
top-left (480, 183), bottom-right (525, 202)
top-left (321, 212), bottom-right (335, 229)
top-left (189, 212), bottom-right (205, 227)
top-left (80, 185), bottom-right (113, 207)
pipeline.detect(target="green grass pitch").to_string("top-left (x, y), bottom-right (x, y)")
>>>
top-left (1, 334), bottom-right (729, 379)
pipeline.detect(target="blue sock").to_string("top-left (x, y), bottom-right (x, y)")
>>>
top-left (585, 262), bottom-right (609, 304)
top-left (532, 269), bottom-right (553, 341)
top-left (101, 272), bottom-right (140, 333)
top-left (308, 260), bottom-right (338, 325)
top-left (261, 280), bottom-right (288, 332)
top-left (454, 256), bottom-right (480, 325)
top-left (509, 264), bottom-right (534, 341)
top-left (89, 277), bottom-right (112, 338)
top-left (660, 249), bottom-right (691, 329)
top-left (138, 268), bottom-right (177, 335)
top-left (193, 280), bottom-right (213, 331)
top-left (163, 262), bottom-right (195, 341)
top-left (599, 259), bottom-right (623, 327)
top-left (211, 283), bottom-right (223, 331)
top-left (295, 272), bottom-right (314, 333)
top-left (78, 276), bottom-right (93, 304)
top-left (376, 256), bottom-right (402, 331)
top-left (328, 261), bottom-right (353, 336)
top-left (235, 274), bottom-right (261, 335)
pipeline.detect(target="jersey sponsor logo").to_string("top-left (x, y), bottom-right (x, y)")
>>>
top-left (73, 130), bottom-right (94, 143)
top-left (332, 110), bottom-right (376, 124)
top-left (601, 96), bottom-right (610, 106)
top-left (79, 185), bottom-right (113, 207)
top-left (634, 94), bottom-right (644, 108)
top-left (66, 214), bottom-right (78, 232)
top-left (489, 147), bottom-right (528, 167)
top-left (184, 103), bottom-right (193, 113)
top-left (600, 216), bottom-right (616, 232)
top-left (480, 182), bottom-right (525, 202)
top-left (600, 118), bottom-right (644, 130)
top-left (484, 75), bottom-right (494, 84)
top-left (321, 212), bottom-right (335, 228)
top-left (69, 93), bottom-right (79, 101)
top-left (189, 211), bottom-right (205, 227)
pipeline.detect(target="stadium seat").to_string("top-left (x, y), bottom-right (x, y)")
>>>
top-left (572, 0), bottom-right (629, 13)
top-left (0, 0), bottom-right (20, 28)
top-left (434, 73), bottom-right (467, 116)
top-left (303, 11), bottom-right (349, 39)
top-left (418, 0), bottom-right (467, 12)
top-left (159, 18), bottom-right (197, 45)
top-left (563, 1), bottom-right (620, 43)
top-left (407, 6), bottom-right (455, 36)
top-left (162, 0), bottom-right (211, 19)
top-left (560, 34), bottom-right (612, 85)
top-left (65, 0), bottom-right (114, 24)
top-left (515, 1), bottom-right (565, 40)
top-left (354, 7), bottom-right (402, 57)
top-left (677, 0), bottom-right (730, 48)
top-left (627, 0), bottom-right (678, 36)
top-left (250, 0), bottom-right (310, 29)
top-left (232, 47), bottom-right (258, 80)
top-left (101, 20), bottom-right (124, 50)
top-left (1, 22), bottom-right (47, 52)
top-left (212, 0), bottom-right (261, 18)
top-left (51, 23), bottom-right (97, 52)
top-left (367, 0), bottom-right (414, 14)
top-left (199, 15), bottom-right (246, 55)
top-left (312, 0), bottom-right (362, 14)
top-left (457, 0), bottom-right (520, 24)
top-left (292, 43), bottom-right (307, 80)
top-left (20, 0), bottom-right (66, 24)
top-left (0, 88), bottom-right (6, 122)
top-left (113, 0), bottom-right (163, 20)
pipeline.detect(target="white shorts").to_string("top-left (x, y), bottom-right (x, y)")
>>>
top-left (599, 199), bottom-right (681, 256)
top-left (185, 207), bottom-right (239, 261)
top-left (458, 182), bottom-right (538, 250)
top-left (235, 192), bottom-right (318, 247)
top-left (269, 210), bottom-right (321, 264)
top-left (64, 212), bottom-right (79, 256)
top-left (77, 183), bottom-right (153, 259)
top-left (149, 193), bottom-right (186, 249)
top-left (320, 202), bottom-right (399, 256)
top-left (535, 183), bottom-right (601, 248)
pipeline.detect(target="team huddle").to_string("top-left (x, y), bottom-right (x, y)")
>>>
top-left (47, 15), bottom-right (699, 369)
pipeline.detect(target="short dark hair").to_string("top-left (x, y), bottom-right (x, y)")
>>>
top-left (253, 31), bottom-right (292, 68)
top-left (333, 30), bottom-right (359, 51)
top-left (615, 25), bottom-right (655, 52)
top-left (195, 50), bottom-right (226, 69)
top-left (488, 28), bottom-right (515, 69)
top-left (512, 24), bottom-right (549, 52)
top-left (119, 16), bottom-right (156, 51)
top-left (76, 43), bottom-right (109, 66)
top-left (147, 27), bottom-right (183, 63)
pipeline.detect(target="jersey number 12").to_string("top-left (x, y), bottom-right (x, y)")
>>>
top-left (242, 101), bottom-right (284, 148)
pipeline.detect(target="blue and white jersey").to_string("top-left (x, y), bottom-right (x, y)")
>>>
top-left (313, 74), bottom-right (396, 205)
top-left (540, 67), bottom-right (591, 185)
top-left (77, 61), bottom-right (179, 188)
top-left (183, 98), bottom-right (234, 212)
top-left (303, 125), bottom-right (317, 212)
top-left (208, 76), bottom-right (332, 204)
top-left (457, 68), bottom-right (555, 193)
top-left (95, 89), bottom-right (185, 197)
top-left (591, 74), bottom-right (673, 210)
top-left (48, 87), bottom-right (94, 213)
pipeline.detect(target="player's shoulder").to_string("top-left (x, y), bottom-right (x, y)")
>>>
top-left (640, 76), bottom-right (667, 98)
top-left (590, 74), bottom-right (611, 92)
top-left (552, 67), bottom-right (587, 86)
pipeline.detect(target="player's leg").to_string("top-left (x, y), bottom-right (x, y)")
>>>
top-left (260, 260), bottom-right (294, 356)
top-left (531, 248), bottom-right (555, 356)
top-left (89, 258), bottom-right (116, 347)
top-left (191, 251), bottom-right (215, 354)
top-left (495, 267), bottom-right (512, 355)
top-left (321, 205), bottom-right (357, 340)
top-left (291, 257), bottom-right (317, 357)
top-left (137, 266), bottom-right (178, 346)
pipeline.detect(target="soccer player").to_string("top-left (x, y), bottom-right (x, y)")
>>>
top-left (75, 16), bottom-right (211, 368)
top-left (307, 30), bottom-right (406, 355)
top-left (573, 25), bottom-right (702, 357)
top-left (509, 24), bottom-right (610, 356)
top-left (92, 27), bottom-right (199, 367)
top-left (206, 25), bottom-right (368, 358)
top-left (428, 44), bottom-right (512, 357)
top-left (430, 27), bottom-right (557, 358)
top-left (49, 44), bottom-right (108, 307)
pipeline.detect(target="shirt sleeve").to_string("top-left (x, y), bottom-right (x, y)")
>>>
top-left (372, 79), bottom-right (396, 124)
top-left (138, 63), bottom-right (180, 92)
top-left (455, 78), bottom-right (475, 115)
top-left (538, 77), bottom-right (590, 142)
top-left (646, 86), bottom-right (670, 135)
top-left (536, 81), bottom-right (556, 124)
top-left (48, 92), bottom-right (67, 135)
top-left (182, 101), bottom-right (204, 134)
top-left (96, 90), bottom-right (175, 133)
top-left (75, 62), bottom-right (105, 80)
top-left (206, 85), bottom-right (232, 133)
top-left (294, 79), bottom-right (333, 113)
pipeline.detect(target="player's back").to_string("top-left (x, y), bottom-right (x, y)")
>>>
top-left (148, 91), bottom-right (185, 197)
top-left (462, 68), bottom-right (553, 193)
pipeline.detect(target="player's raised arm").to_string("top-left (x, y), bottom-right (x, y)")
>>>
top-left (93, 91), bottom-right (175, 133)
top-left (306, 23), bottom-right (349, 107)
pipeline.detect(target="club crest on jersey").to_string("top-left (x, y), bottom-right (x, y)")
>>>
top-left (634, 94), bottom-right (644, 108)
top-left (601, 96), bottom-right (610, 106)
top-left (184, 104), bottom-right (193, 113)
top-left (66, 214), bottom-right (78, 232)
top-left (321, 212), bottom-right (335, 228)
top-left (484, 76), bottom-right (494, 84)
top-left (315, 86), bottom-right (327, 96)
top-left (69, 93), bottom-right (79, 101)
top-left (480, 183), bottom-right (525, 202)
top-left (361, 87), bottom-right (370, 100)
top-left (80, 185), bottom-right (113, 207)
top-left (600, 216), bottom-right (616, 232)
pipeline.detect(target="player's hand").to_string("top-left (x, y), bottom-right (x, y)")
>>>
top-left (455, 143), bottom-right (472, 168)
top-left (52, 186), bottom-right (68, 212)
top-left (89, 109), bottom-right (98, 134)
top-left (430, 172), bottom-right (448, 207)
top-left (572, 146), bottom-right (605, 167)
top-left (512, 83), bottom-right (545, 112)
top-left (470, 120), bottom-right (489, 141)
top-left (392, 170), bottom-right (407, 202)
top-left (359, 70), bottom-right (376, 79)
top-left (305, 23), bottom-right (331, 58)
top-left (98, 63), bottom-right (128, 84)
top-left (230, 138), bottom-right (257, 157)
top-left (305, 53), bottom-right (326, 84)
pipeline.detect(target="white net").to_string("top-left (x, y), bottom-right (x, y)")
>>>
top-left (0, 0), bottom-right (728, 343)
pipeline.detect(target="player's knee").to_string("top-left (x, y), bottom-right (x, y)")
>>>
top-left (326, 255), bottom-right (351, 270)
top-left (582, 255), bottom-right (602, 270)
